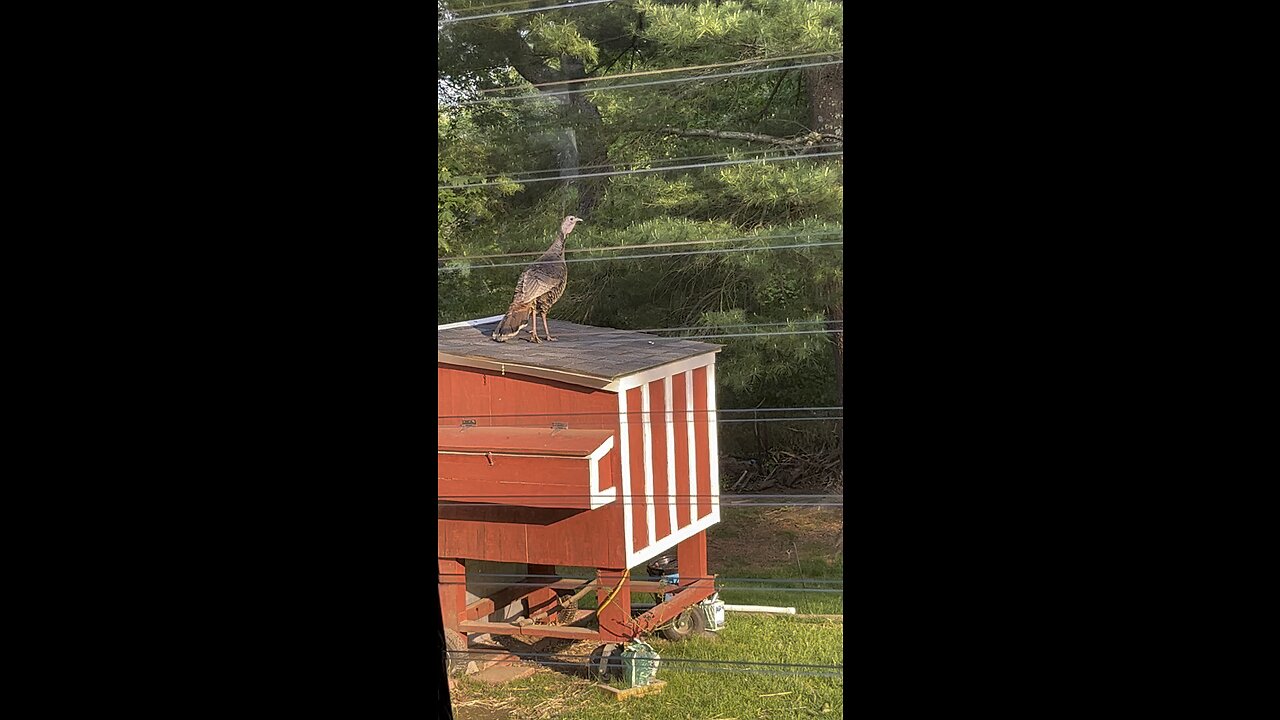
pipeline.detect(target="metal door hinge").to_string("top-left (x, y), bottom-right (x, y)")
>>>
top-left (461, 419), bottom-right (476, 428)
top-left (551, 422), bottom-right (568, 431)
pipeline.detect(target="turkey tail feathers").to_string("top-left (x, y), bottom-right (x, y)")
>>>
top-left (491, 305), bottom-right (532, 342)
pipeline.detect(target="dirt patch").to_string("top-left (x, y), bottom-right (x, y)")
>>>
top-left (707, 505), bottom-right (842, 574)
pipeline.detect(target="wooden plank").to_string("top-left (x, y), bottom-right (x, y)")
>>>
top-left (439, 453), bottom-right (599, 509)
top-left (631, 579), bottom-right (716, 633)
top-left (597, 679), bottom-right (666, 701)
top-left (439, 558), bottom-right (467, 632)
top-left (461, 577), bottom-right (539, 622)
top-left (596, 569), bottom-right (632, 643)
top-left (438, 427), bottom-right (613, 456)
top-left (459, 620), bottom-right (600, 640)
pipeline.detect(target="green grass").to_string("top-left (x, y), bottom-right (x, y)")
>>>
top-left (453, 615), bottom-right (842, 719)
top-left (452, 506), bottom-right (843, 719)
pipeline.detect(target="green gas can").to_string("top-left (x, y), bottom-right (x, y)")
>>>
top-left (621, 640), bottom-right (661, 687)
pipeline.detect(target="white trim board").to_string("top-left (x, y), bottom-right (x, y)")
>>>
top-left (438, 315), bottom-right (504, 330)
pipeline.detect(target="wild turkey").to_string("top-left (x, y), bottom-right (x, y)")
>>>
top-left (491, 215), bottom-right (583, 343)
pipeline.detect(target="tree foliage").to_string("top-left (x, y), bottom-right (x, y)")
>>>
top-left (439, 0), bottom-right (843, 457)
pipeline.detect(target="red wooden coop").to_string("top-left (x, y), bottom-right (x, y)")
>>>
top-left (438, 315), bottom-right (723, 650)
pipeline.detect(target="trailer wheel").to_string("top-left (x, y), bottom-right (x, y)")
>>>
top-left (659, 607), bottom-right (709, 642)
top-left (588, 643), bottom-right (624, 680)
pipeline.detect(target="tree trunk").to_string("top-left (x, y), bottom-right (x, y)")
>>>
top-left (803, 62), bottom-right (843, 152)
top-left (560, 55), bottom-right (611, 217)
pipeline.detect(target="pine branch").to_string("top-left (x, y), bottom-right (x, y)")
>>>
top-left (655, 127), bottom-right (842, 147)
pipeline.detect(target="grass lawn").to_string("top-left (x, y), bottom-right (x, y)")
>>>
top-left (450, 505), bottom-right (843, 719)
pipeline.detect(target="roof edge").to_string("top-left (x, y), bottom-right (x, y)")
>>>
top-left (438, 315), bottom-right (504, 330)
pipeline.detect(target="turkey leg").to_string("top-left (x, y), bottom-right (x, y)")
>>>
top-left (526, 308), bottom-right (541, 343)
top-left (541, 311), bottom-right (556, 341)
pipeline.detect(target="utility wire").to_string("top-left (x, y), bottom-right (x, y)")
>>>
top-left (438, 230), bottom-right (842, 262)
top-left (439, 239), bottom-right (841, 271)
top-left (440, 572), bottom-right (843, 584)
top-left (441, 0), bottom-right (614, 23)
top-left (479, 50), bottom-right (842, 93)
top-left (456, 59), bottom-right (843, 105)
top-left (439, 150), bottom-right (843, 189)
top-left (447, 650), bottom-right (843, 672)
top-left (634, 320), bottom-right (841, 333)
top-left (438, 407), bottom-right (842, 418)
top-left (442, 143), bottom-right (843, 183)
top-left (439, 580), bottom-right (842, 592)
top-left (447, 655), bottom-right (843, 678)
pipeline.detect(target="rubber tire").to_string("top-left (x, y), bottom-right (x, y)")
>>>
top-left (659, 607), bottom-right (709, 642)
top-left (588, 643), bottom-right (624, 681)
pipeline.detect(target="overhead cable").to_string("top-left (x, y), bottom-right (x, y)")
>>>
top-left (456, 59), bottom-right (843, 105)
top-left (438, 150), bottom-right (843, 189)
top-left (438, 230), bottom-right (842, 262)
top-left (439, 239), bottom-right (841, 271)
top-left (479, 50), bottom-right (842, 93)
top-left (441, 0), bottom-right (614, 24)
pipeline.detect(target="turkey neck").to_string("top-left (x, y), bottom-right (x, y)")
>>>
top-left (536, 230), bottom-right (568, 264)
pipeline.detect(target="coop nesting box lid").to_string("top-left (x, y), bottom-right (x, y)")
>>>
top-left (438, 316), bottom-right (721, 391)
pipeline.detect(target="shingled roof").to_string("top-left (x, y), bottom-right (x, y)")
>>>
top-left (438, 316), bottom-right (721, 391)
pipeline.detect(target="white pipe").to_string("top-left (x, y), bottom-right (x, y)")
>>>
top-left (722, 604), bottom-right (796, 614)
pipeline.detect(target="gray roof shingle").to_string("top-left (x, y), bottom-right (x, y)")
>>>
top-left (438, 319), bottom-right (721, 381)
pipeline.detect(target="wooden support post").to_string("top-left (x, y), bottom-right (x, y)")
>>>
top-left (678, 530), bottom-right (709, 587)
top-left (596, 568), bottom-right (632, 642)
top-left (525, 563), bottom-right (559, 618)
top-left (439, 558), bottom-right (466, 631)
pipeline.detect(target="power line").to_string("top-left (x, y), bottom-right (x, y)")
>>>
top-left (444, 0), bottom-right (558, 14)
top-left (666, 330), bottom-right (840, 340)
top-left (634, 320), bottom-right (840, 333)
top-left (438, 230), bottom-right (842, 262)
top-left (441, 572), bottom-right (843, 584)
top-left (442, 143), bottom-right (843, 183)
top-left (439, 239), bottom-right (841, 271)
top-left (448, 655), bottom-right (843, 678)
top-left (447, 649), bottom-right (843, 672)
top-left (441, 0), bottom-right (614, 24)
top-left (457, 59), bottom-right (843, 105)
top-left (479, 50), bottom-right (842, 94)
top-left (439, 580), bottom-right (843, 592)
top-left (438, 407), bottom-right (842, 418)
top-left (438, 150), bottom-right (843, 189)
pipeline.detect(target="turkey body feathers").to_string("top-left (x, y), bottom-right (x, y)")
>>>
top-left (492, 233), bottom-right (569, 343)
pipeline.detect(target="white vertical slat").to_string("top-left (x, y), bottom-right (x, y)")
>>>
top-left (618, 390), bottom-right (635, 567)
top-left (664, 376), bottom-right (677, 532)
top-left (706, 363), bottom-right (720, 521)
top-left (641, 383), bottom-right (656, 547)
top-left (685, 370), bottom-right (697, 521)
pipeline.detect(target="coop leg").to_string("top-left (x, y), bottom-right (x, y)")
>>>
top-left (439, 558), bottom-right (467, 632)
top-left (596, 568), bottom-right (632, 642)
top-left (525, 563), bottom-right (559, 619)
top-left (677, 531), bottom-right (709, 588)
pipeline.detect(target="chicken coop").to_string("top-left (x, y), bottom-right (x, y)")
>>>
top-left (438, 315), bottom-right (724, 651)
